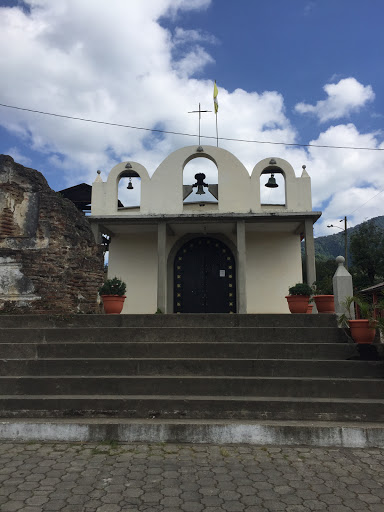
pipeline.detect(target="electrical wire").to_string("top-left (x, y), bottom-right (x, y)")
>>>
top-left (1, 102), bottom-right (384, 152)
top-left (2, 101), bottom-right (383, 221)
top-left (346, 188), bottom-right (384, 217)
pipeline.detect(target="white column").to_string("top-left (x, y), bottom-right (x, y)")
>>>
top-left (236, 220), bottom-right (247, 314)
top-left (304, 218), bottom-right (316, 286)
top-left (157, 222), bottom-right (167, 313)
top-left (333, 255), bottom-right (354, 319)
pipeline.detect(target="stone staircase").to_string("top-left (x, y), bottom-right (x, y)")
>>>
top-left (0, 313), bottom-right (383, 426)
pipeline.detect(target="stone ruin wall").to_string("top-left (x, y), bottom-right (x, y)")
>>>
top-left (0, 155), bottom-right (104, 314)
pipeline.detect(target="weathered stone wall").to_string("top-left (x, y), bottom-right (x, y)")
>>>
top-left (0, 155), bottom-right (104, 314)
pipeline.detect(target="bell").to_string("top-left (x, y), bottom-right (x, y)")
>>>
top-left (196, 184), bottom-right (205, 195)
top-left (193, 173), bottom-right (208, 195)
top-left (127, 178), bottom-right (133, 190)
top-left (265, 173), bottom-right (278, 188)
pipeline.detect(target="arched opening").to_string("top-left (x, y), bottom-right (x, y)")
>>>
top-left (174, 236), bottom-right (236, 313)
top-left (183, 157), bottom-right (218, 204)
top-left (117, 169), bottom-right (141, 210)
top-left (260, 166), bottom-right (286, 206)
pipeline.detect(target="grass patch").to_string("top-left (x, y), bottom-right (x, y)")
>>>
top-left (220, 447), bottom-right (230, 457)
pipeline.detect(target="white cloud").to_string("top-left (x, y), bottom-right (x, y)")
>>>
top-left (0, 0), bottom-right (217, 182)
top-left (5, 147), bottom-right (32, 166)
top-left (174, 46), bottom-right (215, 77)
top-left (295, 78), bottom-right (375, 123)
top-left (0, 0), bottom-right (383, 228)
top-left (316, 187), bottom-right (384, 237)
top-left (164, 0), bottom-right (212, 17)
top-left (304, 123), bottom-right (383, 208)
top-left (173, 27), bottom-right (218, 45)
top-left (0, 0), bottom-right (299, 189)
top-left (303, 124), bottom-right (384, 236)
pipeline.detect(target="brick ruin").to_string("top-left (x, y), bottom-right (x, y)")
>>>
top-left (0, 155), bottom-right (104, 314)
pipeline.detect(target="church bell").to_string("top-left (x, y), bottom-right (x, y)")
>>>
top-left (265, 173), bottom-right (278, 188)
top-left (127, 177), bottom-right (133, 190)
top-left (196, 185), bottom-right (205, 195)
top-left (193, 173), bottom-right (208, 195)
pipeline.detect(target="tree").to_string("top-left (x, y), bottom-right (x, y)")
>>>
top-left (349, 220), bottom-right (384, 287)
top-left (315, 259), bottom-right (337, 294)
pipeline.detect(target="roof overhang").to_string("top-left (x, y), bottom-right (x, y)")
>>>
top-left (359, 282), bottom-right (384, 294)
top-left (88, 211), bottom-right (321, 236)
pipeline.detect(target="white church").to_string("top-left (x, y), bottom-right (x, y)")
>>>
top-left (90, 145), bottom-right (320, 314)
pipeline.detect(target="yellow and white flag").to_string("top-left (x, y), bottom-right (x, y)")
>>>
top-left (213, 80), bottom-right (219, 114)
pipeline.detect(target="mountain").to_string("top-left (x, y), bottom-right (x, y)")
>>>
top-left (311, 216), bottom-right (384, 261)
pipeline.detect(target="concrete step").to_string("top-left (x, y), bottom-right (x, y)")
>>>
top-left (2, 418), bottom-right (384, 447)
top-left (0, 326), bottom-right (348, 344)
top-left (1, 376), bottom-right (383, 398)
top-left (0, 313), bottom-right (338, 329)
top-left (1, 358), bottom-right (383, 379)
top-left (0, 396), bottom-right (383, 422)
top-left (0, 342), bottom-right (362, 360)
top-left (0, 313), bottom-right (381, 427)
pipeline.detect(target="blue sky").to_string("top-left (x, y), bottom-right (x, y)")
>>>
top-left (0, 0), bottom-right (383, 235)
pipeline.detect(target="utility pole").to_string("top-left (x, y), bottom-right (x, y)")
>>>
top-left (327, 216), bottom-right (348, 269)
top-left (342, 216), bottom-right (348, 269)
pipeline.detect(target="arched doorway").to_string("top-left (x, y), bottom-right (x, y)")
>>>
top-left (174, 237), bottom-right (236, 313)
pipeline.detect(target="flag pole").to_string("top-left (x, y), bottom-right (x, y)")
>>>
top-left (215, 111), bottom-right (218, 147)
top-left (213, 80), bottom-right (219, 147)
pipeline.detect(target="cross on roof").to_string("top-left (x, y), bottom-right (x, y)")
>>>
top-left (188, 102), bottom-right (212, 145)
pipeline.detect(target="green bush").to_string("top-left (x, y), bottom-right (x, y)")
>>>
top-left (312, 279), bottom-right (333, 295)
top-left (288, 283), bottom-right (313, 296)
top-left (99, 277), bottom-right (126, 296)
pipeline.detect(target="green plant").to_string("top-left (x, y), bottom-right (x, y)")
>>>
top-left (155, 308), bottom-right (163, 314)
top-left (373, 293), bottom-right (384, 337)
top-left (376, 316), bottom-right (384, 335)
top-left (338, 296), bottom-right (375, 328)
top-left (99, 277), bottom-right (126, 296)
top-left (288, 283), bottom-right (313, 296)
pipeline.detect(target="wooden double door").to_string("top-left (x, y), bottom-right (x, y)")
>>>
top-left (174, 237), bottom-right (236, 313)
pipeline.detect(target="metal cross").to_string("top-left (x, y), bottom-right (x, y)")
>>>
top-left (188, 103), bottom-right (212, 145)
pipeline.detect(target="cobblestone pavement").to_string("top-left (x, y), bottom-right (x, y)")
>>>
top-left (0, 442), bottom-right (383, 512)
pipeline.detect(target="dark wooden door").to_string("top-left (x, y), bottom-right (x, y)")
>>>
top-left (174, 237), bottom-right (236, 313)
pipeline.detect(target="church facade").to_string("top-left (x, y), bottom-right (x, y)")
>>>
top-left (90, 145), bottom-right (320, 314)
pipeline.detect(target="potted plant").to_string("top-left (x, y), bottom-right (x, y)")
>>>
top-left (338, 296), bottom-right (377, 344)
top-left (99, 277), bottom-right (127, 314)
top-left (312, 279), bottom-right (335, 314)
top-left (286, 283), bottom-right (313, 314)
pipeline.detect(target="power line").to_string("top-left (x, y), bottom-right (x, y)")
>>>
top-left (1, 102), bottom-right (384, 152)
top-left (346, 188), bottom-right (384, 217)
top-left (325, 189), bottom-right (384, 226)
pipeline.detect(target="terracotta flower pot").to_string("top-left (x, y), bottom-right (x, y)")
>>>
top-left (348, 319), bottom-right (376, 344)
top-left (306, 304), bottom-right (314, 314)
top-left (313, 295), bottom-right (335, 314)
top-left (101, 295), bottom-right (126, 314)
top-left (285, 295), bottom-right (310, 314)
